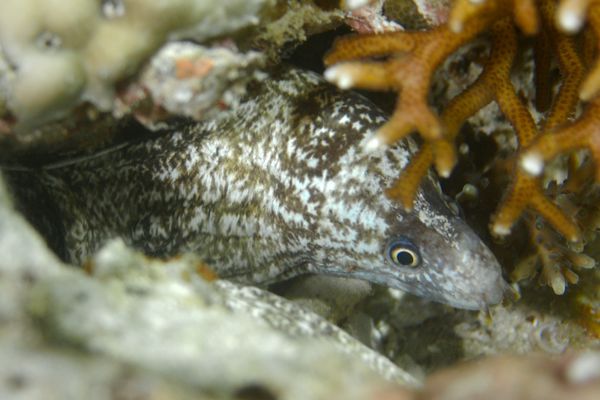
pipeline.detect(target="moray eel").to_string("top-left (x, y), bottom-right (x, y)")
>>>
top-left (7, 68), bottom-right (506, 310)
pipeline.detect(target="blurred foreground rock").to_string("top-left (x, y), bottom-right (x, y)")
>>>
top-left (415, 352), bottom-right (600, 400)
top-left (0, 0), bottom-right (274, 126)
top-left (0, 0), bottom-right (343, 158)
top-left (0, 175), bottom-right (416, 400)
top-left (3, 164), bottom-right (598, 398)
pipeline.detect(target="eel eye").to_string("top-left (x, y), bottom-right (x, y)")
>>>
top-left (387, 238), bottom-right (421, 268)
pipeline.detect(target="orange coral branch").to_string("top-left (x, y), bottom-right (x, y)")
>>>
top-left (513, 0), bottom-right (541, 35)
top-left (556, 0), bottom-right (598, 33)
top-left (522, 97), bottom-right (600, 180)
top-left (324, 0), bottom-right (598, 294)
top-left (324, 61), bottom-right (396, 90)
top-left (579, 3), bottom-right (600, 100)
top-left (490, 7), bottom-right (583, 242)
top-left (540, 0), bottom-right (585, 131)
top-left (386, 143), bottom-right (434, 210)
top-left (327, 0), bottom-right (590, 247)
top-left (450, 0), bottom-right (539, 35)
top-left (534, 24), bottom-right (553, 112)
top-left (386, 20), bottom-right (506, 208)
top-left (513, 210), bottom-right (595, 294)
top-left (325, 14), bottom-right (494, 146)
top-left (324, 32), bottom-right (416, 64)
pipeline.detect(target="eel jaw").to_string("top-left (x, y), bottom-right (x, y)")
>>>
top-left (450, 272), bottom-right (507, 310)
top-left (438, 229), bottom-right (507, 310)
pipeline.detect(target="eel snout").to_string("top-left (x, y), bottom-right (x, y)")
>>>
top-left (452, 229), bottom-right (507, 310)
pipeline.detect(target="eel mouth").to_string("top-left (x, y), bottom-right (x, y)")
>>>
top-left (452, 274), bottom-right (508, 310)
top-left (442, 227), bottom-right (507, 310)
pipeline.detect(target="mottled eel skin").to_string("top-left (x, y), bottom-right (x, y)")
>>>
top-left (9, 68), bottom-right (506, 310)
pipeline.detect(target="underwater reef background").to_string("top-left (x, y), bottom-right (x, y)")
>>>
top-left (0, 1), bottom-right (599, 399)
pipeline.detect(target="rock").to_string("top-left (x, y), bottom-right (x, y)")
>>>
top-left (0, 0), bottom-right (274, 126)
top-left (0, 174), bottom-right (418, 400)
top-left (0, 175), bottom-right (205, 399)
top-left (417, 352), bottom-right (600, 400)
top-left (31, 240), bottom-right (418, 391)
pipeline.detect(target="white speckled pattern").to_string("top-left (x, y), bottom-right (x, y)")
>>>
top-left (25, 68), bottom-right (505, 309)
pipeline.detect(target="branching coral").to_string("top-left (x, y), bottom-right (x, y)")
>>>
top-left (512, 159), bottom-right (600, 293)
top-left (324, 3), bottom-right (498, 171)
top-left (558, 1), bottom-right (600, 100)
top-left (387, 18), bottom-right (516, 209)
top-left (449, 0), bottom-right (540, 35)
top-left (491, 0), bottom-right (584, 243)
top-left (513, 215), bottom-right (594, 294)
top-left (325, 0), bottom-right (600, 293)
top-left (556, 0), bottom-right (599, 33)
top-left (522, 1), bottom-right (600, 169)
top-left (522, 98), bottom-right (600, 179)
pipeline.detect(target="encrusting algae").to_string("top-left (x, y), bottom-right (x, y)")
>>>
top-left (325, 0), bottom-right (600, 295)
